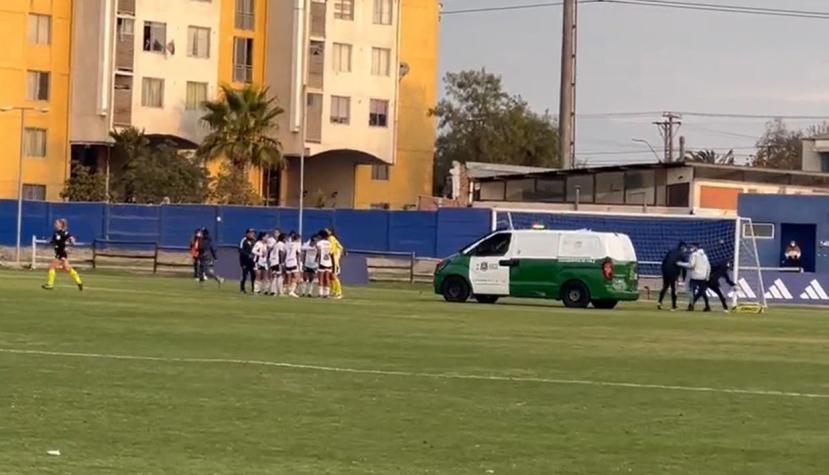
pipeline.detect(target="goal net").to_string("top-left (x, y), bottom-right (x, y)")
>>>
top-left (30, 236), bottom-right (94, 270)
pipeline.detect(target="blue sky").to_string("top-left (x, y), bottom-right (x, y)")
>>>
top-left (439, 0), bottom-right (829, 166)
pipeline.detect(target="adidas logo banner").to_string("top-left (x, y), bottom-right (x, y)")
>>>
top-left (720, 272), bottom-right (829, 305)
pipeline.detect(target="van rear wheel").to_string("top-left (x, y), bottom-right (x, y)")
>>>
top-left (442, 276), bottom-right (471, 303)
top-left (561, 281), bottom-right (590, 309)
top-left (474, 295), bottom-right (499, 304)
top-left (592, 299), bottom-right (619, 310)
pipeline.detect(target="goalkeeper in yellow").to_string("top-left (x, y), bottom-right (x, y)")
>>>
top-left (42, 218), bottom-right (83, 291)
top-left (326, 227), bottom-right (344, 299)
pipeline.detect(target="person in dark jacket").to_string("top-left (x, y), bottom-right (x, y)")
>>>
top-left (190, 228), bottom-right (202, 281)
top-left (708, 261), bottom-right (736, 312)
top-left (658, 242), bottom-right (688, 311)
top-left (238, 228), bottom-right (256, 293)
top-left (198, 228), bottom-right (224, 286)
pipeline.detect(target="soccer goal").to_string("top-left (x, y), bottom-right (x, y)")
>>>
top-left (731, 217), bottom-right (768, 313)
top-left (491, 208), bottom-right (768, 311)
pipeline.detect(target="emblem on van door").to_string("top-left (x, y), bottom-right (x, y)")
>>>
top-left (480, 262), bottom-right (488, 271)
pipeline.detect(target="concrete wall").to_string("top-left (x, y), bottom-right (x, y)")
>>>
top-left (352, 0), bottom-right (439, 209)
top-left (694, 179), bottom-right (829, 212)
top-left (69, 0), bottom-right (112, 144)
top-left (130, 0), bottom-right (221, 142)
top-left (0, 0), bottom-right (72, 201)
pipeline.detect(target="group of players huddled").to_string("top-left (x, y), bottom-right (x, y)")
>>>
top-left (238, 227), bottom-right (344, 299)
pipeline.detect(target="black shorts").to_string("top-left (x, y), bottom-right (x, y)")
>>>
top-left (285, 265), bottom-right (298, 272)
top-left (318, 264), bottom-right (333, 272)
top-left (270, 264), bottom-right (282, 272)
top-left (257, 264), bottom-right (269, 271)
top-left (54, 250), bottom-right (68, 260)
top-left (304, 267), bottom-right (317, 274)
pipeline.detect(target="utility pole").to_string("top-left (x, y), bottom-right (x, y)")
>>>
top-left (653, 112), bottom-right (682, 162)
top-left (559, 0), bottom-right (577, 169)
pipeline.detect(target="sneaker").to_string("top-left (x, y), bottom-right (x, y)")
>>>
top-left (333, 295), bottom-right (343, 300)
top-left (218, 277), bottom-right (225, 286)
top-left (703, 307), bottom-right (712, 313)
top-left (657, 303), bottom-right (663, 310)
top-left (289, 292), bottom-right (299, 298)
top-left (687, 305), bottom-right (694, 312)
top-left (670, 308), bottom-right (677, 312)
top-left (78, 283), bottom-right (83, 292)
top-left (41, 284), bottom-right (53, 290)
top-left (723, 308), bottom-right (730, 314)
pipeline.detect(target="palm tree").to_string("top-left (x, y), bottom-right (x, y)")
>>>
top-left (685, 149), bottom-right (736, 165)
top-left (199, 84), bottom-right (284, 171)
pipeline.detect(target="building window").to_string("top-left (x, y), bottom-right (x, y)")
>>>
top-left (24, 128), bottom-right (47, 158)
top-left (334, 0), bottom-right (354, 20)
top-left (186, 82), bottom-right (208, 110)
top-left (233, 37), bottom-right (254, 83)
top-left (22, 184), bottom-right (47, 201)
top-left (371, 48), bottom-right (391, 76)
top-left (373, 0), bottom-right (393, 25)
top-left (117, 17), bottom-right (135, 42)
top-left (27, 71), bottom-right (50, 101)
top-left (28, 14), bottom-right (51, 45)
top-left (330, 96), bottom-right (350, 124)
top-left (187, 26), bottom-right (210, 58)
top-left (372, 164), bottom-right (390, 181)
top-left (332, 43), bottom-right (352, 73)
top-left (742, 222), bottom-right (775, 240)
top-left (235, 0), bottom-right (255, 30)
top-left (369, 99), bottom-right (389, 127)
top-left (141, 77), bottom-right (164, 107)
top-left (143, 21), bottom-right (166, 53)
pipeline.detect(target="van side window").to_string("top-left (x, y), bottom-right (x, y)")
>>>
top-left (470, 233), bottom-right (512, 257)
top-left (560, 235), bottom-right (602, 258)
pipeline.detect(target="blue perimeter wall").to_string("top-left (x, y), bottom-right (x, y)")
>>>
top-left (738, 194), bottom-right (829, 273)
top-left (0, 200), bottom-right (492, 259)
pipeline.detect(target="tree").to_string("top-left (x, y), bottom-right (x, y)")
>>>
top-left (211, 163), bottom-right (260, 205)
top-left (61, 165), bottom-right (108, 202)
top-left (431, 69), bottom-right (561, 193)
top-left (685, 149), bottom-right (735, 165)
top-left (110, 127), bottom-right (210, 204)
top-left (199, 83), bottom-right (283, 171)
top-left (752, 119), bottom-right (803, 170)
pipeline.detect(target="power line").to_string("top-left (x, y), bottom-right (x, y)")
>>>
top-left (578, 111), bottom-right (829, 120)
top-left (441, 0), bottom-right (829, 19)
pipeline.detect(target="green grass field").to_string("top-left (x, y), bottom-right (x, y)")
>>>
top-left (2, 269), bottom-right (829, 474)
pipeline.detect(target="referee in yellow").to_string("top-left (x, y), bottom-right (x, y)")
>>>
top-left (326, 227), bottom-right (344, 299)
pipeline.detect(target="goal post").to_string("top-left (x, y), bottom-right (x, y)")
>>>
top-left (732, 217), bottom-right (768, 312)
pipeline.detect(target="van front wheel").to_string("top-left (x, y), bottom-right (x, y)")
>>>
top-left (442, 276), bottom-right (471, 303)
top-left (561, 281), bottom-right (590, 309)
top-left (475, 295), bottom-right (499, 304)
top-left (592, 299), bottom-right (619, 310)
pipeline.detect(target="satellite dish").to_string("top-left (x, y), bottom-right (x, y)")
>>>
top-left (166, 40), bottom-right (175, 55)
top-left (399, 62), bottom-right (410, 78)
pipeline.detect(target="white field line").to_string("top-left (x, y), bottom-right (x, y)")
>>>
top-left (2, 348), bottom-right (828, 400)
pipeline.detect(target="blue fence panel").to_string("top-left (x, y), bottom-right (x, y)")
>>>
top-left (22, 201), bottom-right (51, 243)
top-left (334, 210), bottom-right (389, 252)
top-left (159, 205), bottom-right (217, 248)
top-left (49, 202), bottom-right (105, 243)
top-left (435, 208), bottom-right (492, 257)
top-left (301, 209), bottom-right (335, 239)
top-left (106, 204), bottom-right (161, 242)
top-left (218, 205), bottom-right (281, 245)
top-left (388, 211), bottom-right (437, 257)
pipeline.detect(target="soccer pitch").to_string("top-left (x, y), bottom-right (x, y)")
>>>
top-left (2, 270), bottom-right (829, 474)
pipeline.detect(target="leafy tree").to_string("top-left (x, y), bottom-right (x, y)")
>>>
top-left (685, 149), bottom-right (735, 165)
top-left (752, 119), bottom-right (803, 170)
top-left (110, 127), bottom-right (210, 204)
top-left (199, 84), bottom-right (284, 172)
top-left (211, 163), bottom-right (260, 205)
top-left (431, 69), bottom-right (560, 193)
top-left (61, 165), bottom-right (108, 202)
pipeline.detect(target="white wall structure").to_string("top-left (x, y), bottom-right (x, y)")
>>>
top-left (268, 0), bottom-right (400, 163)
top-left (130, 0), bottom-right (221, 143)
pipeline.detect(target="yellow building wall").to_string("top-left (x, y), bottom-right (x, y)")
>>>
top-left (0, 0), bottom-right (72, 201)
top-left (352, 0), bottom-right (439, 209)
top-left (216, 0), bottom-right (270, 195)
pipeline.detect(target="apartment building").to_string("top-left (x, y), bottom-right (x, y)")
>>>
top-left (0, 0), bottom-right (72, 201)
top-left (70, 0), bottom-right (225, 172)
top-left (272, 0), bottom-right (438, 209)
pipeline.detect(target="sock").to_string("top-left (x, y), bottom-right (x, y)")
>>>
top-left (69, 269), bottom-right (82, 285)
top-left (276, 277), bottom-right (284, 295)
top-left (254, 280), bottom-right (261, 294)
top-left (332, 278), bottom-right (342, 296)
top-left (289, 282), bottom-right (297, 294)
top-left (47, 268), bottom-right (56, 286)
